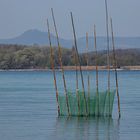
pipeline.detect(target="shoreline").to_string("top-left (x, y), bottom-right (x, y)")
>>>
top-left (0, 66), bottom-right (140, 71)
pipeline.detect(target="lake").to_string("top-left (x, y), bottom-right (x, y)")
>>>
top-left (0, 70), bottom-right (140, 140)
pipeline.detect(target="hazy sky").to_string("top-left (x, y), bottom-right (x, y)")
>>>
top-left (0, 0), bottom-right (140, 39)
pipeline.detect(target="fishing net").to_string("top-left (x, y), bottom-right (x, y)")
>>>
top-left (58, 90), bottom-right (115, 117)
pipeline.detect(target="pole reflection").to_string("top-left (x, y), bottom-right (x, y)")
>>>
top-left (51, 117), bottom-right (120, 140)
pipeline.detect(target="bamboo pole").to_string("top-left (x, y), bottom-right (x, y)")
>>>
top-left (86, 32), bottom-right (90, 98)
top-left (51, 8), bottom-right (70, 116)
top-left (74, 47), bottom-right (79, 92)
top-left (73, 46), bottom-right (80, 115)
top-left (70, 12), bottom-right (88, 115)
top-left (86, 32), bottom-right (90, 115)
top-left (47, 19), bottom-right (60, 115)
top-left (105, 0), bottom-right (111, 115)
top-left (94, 25), bottom-right (99, 115)
top-left (110, 18), bottom-right (121, 118)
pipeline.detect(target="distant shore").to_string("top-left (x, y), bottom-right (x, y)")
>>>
top-left (0, 66), bottom-right (140, 71)
top-left (64, 66), bottom-right (140, 71)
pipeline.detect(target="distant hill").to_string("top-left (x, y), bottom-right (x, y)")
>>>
top-left (0, 29), bottom-right (140, 52)
top-left (0, 29), bottom-right (71, 48)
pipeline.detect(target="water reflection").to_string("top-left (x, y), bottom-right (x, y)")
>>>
top-left (51, 117), bottom-right (120, 140)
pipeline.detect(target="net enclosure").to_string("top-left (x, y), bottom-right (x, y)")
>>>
top-left (58, 90), bottom-right (115, 117)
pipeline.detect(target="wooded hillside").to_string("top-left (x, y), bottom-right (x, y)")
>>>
top-left (0, 44), bottom-right (140, 69)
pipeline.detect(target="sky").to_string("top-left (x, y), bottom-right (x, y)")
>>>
top-left (0, 0), bottom-right (140, 39)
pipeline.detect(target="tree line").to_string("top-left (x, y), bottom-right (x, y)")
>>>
top-left (0, 44), bottom-right (140, 69)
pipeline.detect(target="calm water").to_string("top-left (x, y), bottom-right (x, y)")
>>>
top-left (0, 70), bottom-right (140, 140)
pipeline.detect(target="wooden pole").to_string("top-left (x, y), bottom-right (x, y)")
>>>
top-left (70, 12), bottom-right (88, 115)
top-left (73, 46), bottom-right (80, 115)
top-left (94, 25), bottom-right (99, 115)
top-left (47, 19), bottom-right (60, 115)
top-left (74, 47), bottom-right (79, 92)
top-left (86, 32), bottom-right (90, 115)
top-left (110, 18), bottom-right (121, 118)
top-left (51, 8), bottom-right (70, 116)
top-left (86, 33), bottom-right (90, 98)
top-left (105, 0), bottom-right (111, 115)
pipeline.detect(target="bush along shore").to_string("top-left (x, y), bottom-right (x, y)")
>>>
top-left (0, 44), bottom-right (140, 70)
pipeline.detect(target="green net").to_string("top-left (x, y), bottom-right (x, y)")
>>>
top-left (58, 90), bottom-right (115, 117)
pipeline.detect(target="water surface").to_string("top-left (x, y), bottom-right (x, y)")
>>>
top-left (0, 71), bottom-right (140, 140)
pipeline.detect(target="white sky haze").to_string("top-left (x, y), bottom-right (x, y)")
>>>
top-left (0, 0), bottom-right (140, 39)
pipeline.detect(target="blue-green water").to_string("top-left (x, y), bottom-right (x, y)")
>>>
top-left (0, 71), bottom-right (140, 140)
